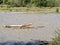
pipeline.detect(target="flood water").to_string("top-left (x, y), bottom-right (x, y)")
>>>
top-left (0, 12), bottom-right (60, 42)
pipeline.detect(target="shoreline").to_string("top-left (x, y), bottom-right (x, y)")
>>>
top-left (0, 7), bottom-right (60, 14)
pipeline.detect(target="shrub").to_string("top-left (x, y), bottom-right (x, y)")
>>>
top-left (56, 8), bottom-right (59, 13)
top-left (50, 30), bottom-right (60, 45)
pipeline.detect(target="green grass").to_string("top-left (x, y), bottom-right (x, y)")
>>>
top-left (0, 6), bottom-right (60, 13)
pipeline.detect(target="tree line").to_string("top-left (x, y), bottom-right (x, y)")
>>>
top-left (0, 0), bottom-right (60, 7)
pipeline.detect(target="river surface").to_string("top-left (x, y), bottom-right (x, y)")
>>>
top-left (0, 12), bottom-right (60, 42)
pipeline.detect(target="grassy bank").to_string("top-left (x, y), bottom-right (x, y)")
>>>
top-left (0, 6), bottom-right (60, 13)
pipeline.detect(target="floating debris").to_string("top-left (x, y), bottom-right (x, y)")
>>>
top-left (3, 23), bottom-right (45, 29)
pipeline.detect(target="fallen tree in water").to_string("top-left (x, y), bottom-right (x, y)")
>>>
top-left (3, 23), bottom-right (45, 29)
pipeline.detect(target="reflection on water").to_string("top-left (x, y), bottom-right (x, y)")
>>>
top-left (0, 12), bottom-right (60, 42)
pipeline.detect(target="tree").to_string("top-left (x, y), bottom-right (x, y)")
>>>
top-left (3, 0), bottom-right (8, 4)
top-left (0, 0), bottom-right (60, 7)
top-left (0, 0), bottom-right (3, 4)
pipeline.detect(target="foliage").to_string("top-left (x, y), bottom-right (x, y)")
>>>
top-left (56, 8), bottom-right (59, 13)
top-left (0, 0), bottom-right (60, 7)
top-left (50, 30), bottom-right (60, 45)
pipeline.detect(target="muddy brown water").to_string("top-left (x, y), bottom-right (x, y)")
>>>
top-left (0, 12), bottom-right (60, 42)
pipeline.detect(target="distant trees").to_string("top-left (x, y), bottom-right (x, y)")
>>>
top-left (0, 0), bottom-right (3, 4)
top-left (0, 0), bottom-right (60, 7)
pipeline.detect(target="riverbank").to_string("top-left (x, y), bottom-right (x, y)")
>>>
top-left (0, 7), bottom-right (60, 13)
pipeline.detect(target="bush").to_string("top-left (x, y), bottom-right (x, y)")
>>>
top-left (50, 30), bottom-right (60, 45)
top-left (56, 8), bottom-right (59, 13)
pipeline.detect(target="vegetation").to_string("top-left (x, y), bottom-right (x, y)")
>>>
top-left (0, 0), bottom-right (60, 7)
top-left (50, 30), bottom-right (60, 45)
top-left (0, 0), bottom-right (60, 13)
top-left (56, 8), bottom-right (59, 13)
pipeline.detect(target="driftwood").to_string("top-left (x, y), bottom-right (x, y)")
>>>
top-left (4, 23), bottom-right (45, 29)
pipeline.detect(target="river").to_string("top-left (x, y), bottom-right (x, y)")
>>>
top-left (0, 12), bottom-right (60, 42)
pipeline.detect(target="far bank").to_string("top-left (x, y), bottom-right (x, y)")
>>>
top-left (0, 6), bottom-right (60, 14)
